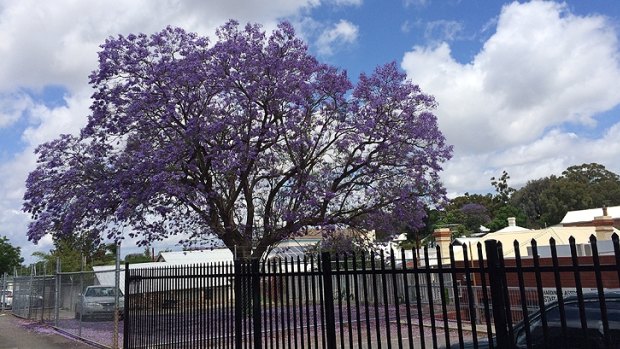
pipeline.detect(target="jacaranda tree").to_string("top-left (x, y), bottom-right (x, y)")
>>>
top-left (23, 21), bottom-right (452, 260)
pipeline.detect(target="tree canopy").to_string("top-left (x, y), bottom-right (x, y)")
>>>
top-left (431, 163), bottom-right (620, 237)
top-left (0, 236), bottom-right (24, 275)
top-left (510, 163), bottom-right (620, 227)
top-left (31, 234), bottom-right (118, 272)
top-left (23, 21), bottom-right (452, 260)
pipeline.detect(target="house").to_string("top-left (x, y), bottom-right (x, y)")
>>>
top-left (444, 214), bottom-right (618, 261)
top-left (156, 248), bottom-right (234, 263)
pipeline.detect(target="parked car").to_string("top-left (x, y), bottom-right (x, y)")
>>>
top-left (0, 290), bottom-right (12, 309)
top-left (75, 285), bottom-right (124, 321)
top-left (454, 291), bottom-right (620, 349)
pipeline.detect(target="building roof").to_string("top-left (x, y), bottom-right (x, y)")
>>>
top-left (493, 216), bottom-right (531, 234)
top-left (157, 248), bottom-right (234, 264)
top-left (561, 206), bottom-right (620, 225)
top-left (92, 261), bottom-right (232, 293)
top-left (92, 263), bottom-right (164, 292)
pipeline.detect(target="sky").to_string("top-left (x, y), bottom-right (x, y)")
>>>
top-left (1, 0), bottom-right (620, 264)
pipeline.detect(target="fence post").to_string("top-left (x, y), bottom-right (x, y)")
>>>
top-left (78, 255), bottom-right (84, 338)
top-left (113, 242), bottom-right (121, 349)
top-left (1, 273), bottom-right (6, 312)
top-left (320, 252), bottom-right (337, 349)
top-left (28, 266), bottom-right (34, 319)
top-left (484, 240), bottom-right (511, 348)
top-left (41, 270), bottom-right (46, 322)
top-left (123, 262), bottom-right (130, 349)
top-left (2, 273), bottom-right (5, 312)
top-left (251, 259), bottom-right (261, 349)
top-left (234, 260), bottom-right (243, 349)
top-left (54, 258), bottom-right (60, 327)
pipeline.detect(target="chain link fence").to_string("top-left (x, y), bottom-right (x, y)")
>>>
top-left (1, 273), bottom-right (14, 312)
top-left (8, 264), bottom-right (124, 349)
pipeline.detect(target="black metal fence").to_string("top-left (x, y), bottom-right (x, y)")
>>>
top-left (124, 235), bottom-right (620, 349)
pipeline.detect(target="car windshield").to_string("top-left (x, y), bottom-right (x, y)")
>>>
top-left (85, 287), bottom-right (122, 297)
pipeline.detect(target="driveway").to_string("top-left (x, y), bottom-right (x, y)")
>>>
top-left (0, 312), bottom-right (96, 349)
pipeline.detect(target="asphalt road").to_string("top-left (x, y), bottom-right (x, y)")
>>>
top-left (0, 312), bottom-right (96, 349)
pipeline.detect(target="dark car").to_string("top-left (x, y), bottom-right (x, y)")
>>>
top-left (454, 291), bottom-right (620, 349)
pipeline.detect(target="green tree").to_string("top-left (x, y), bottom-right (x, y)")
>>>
top-left (510, 177), bottom-right (557, 228)
top-left (32, 235), bottom-right (117, 272)
top-left (562, 163), bottom-right (619, 183)
top-left (434, 203), bottom-right (493, 237)
top-left (446, 193), bottom-right (494, 212)
top-left (436, 184), bottom-right (509, 236)
top-left (413, 208), bottom-right (443, 245)
top-left (124, 247), bottom-right (153, 264)
top-left (435, 209), bottom-right (468, 237)
top-left (491, 170), bottom-right (516, 208)
top-left (485, 205), bottom-right (528, 231)
top-left (0, 236), bottom-right (24, 275)
top-left (511, 163), bottom-right (620, 227)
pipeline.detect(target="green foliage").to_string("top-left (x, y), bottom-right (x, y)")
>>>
top-left (410, 208), bottom-right (441, 242)
top-left (435, 195), bottom-right (494, 236)
top-left (562, 163), bottom-right (619, 183)
top-left (435, 210), bottom-right (469, 236)
top-left (0, 236), bottom-right (24, 275)
top-left (491, 171), bottom-right (516, 206)
top-left (509, 177), bottom-right (556, 228)
top-left (485, 205), bottom-right (528, 231)
top-left (445, 193), bottom-right (494, 212)
top-left (416, 163), bottom-right (618, 239)
top-left (124, 247), bottom-right (153, 264)
top-left (32, 236), bottom-right (118, 272)
top-left (511, 163), bottom-right (620, 227)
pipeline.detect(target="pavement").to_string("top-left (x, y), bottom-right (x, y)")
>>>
top-left (0, 312), bottom-right (96, 349)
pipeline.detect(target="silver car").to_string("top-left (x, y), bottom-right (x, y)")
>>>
top-left (75, 285), bottom-right (124, 321)
top-left (0, 290), bottom-right (12, 309)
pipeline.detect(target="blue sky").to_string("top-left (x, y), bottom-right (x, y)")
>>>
top-left (1, 0), bottom-right (620, 263)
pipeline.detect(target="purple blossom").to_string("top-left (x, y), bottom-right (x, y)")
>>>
top-left (23, 21), bottom-right (452, 260)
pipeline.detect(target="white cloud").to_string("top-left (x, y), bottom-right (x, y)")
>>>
top-left (0, 0), bottom-right (322, 264)
top-left (0, 92), bottom-right (92, 263)
top-left (0, 93), bottom-right (32, 128)
top-left (425, 20), bottom-right (464, 42)
top-left (316, 19), bottom-right (359, 55)
top-left (442, 122), bottom-right (620, 196)
top-left (401, 20), bottom-right (414, 33)
top-left (21, 90), bottom-right (91, 147)
top-left (0, 145), bottom-right (48, 261)
top-left (329, 0), bottom-right (362, 6)
top-left (402, 1), bottom-right (620, 193)
top-left (403, 0), bottom-right (429, 8)
top-left (0, 0), bottom-right (320, 94)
